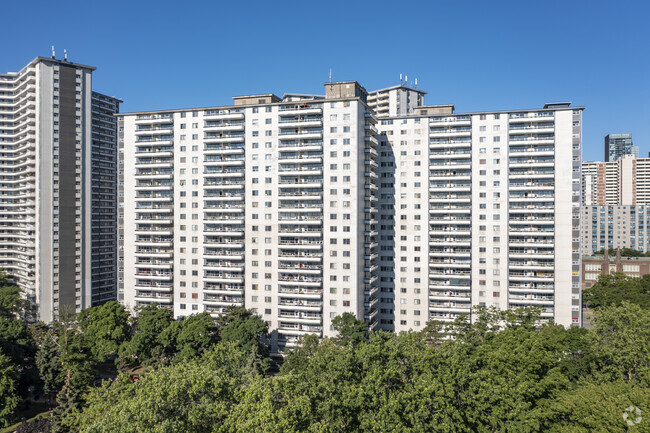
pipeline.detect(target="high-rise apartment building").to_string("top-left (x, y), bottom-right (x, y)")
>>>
top-left (0, 55), bottom-right (119, 322)
top-left (581, 205), bottom-right (650, 254)
top-left (582, 155), bottom-right (650, 206)
top-left (367, 85), bottom-right (426, 117)
top-left (375, 103), bottom-right (582, 328)
top-left (605, 133), bottom-right (637, 162)
top-left (581, 154), bottom-right (650, 255)
top-left (119, 81), bottom-right (583, 353)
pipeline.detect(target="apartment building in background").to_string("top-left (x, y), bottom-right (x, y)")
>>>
top-left (0, 55), bottom-right (120, 322)
top-left (581, 153), bottom-right (650, 255)
top-left (367, 85), bottom-right (426, 117)
top-left (605, 133), bottom-right (637, 162)
top-left (581, 205), bottom-right (650, 254)
top-left (118, 80), bottom-right (583, 353)
top-left (582, 154), bottom-right (650, 206)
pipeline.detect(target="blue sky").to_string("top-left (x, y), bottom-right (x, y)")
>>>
top-left (3, 0), bottom-right (648, 161)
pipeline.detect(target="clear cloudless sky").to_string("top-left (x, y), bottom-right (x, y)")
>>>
top-left (2, 0), bottom-right (649, 161)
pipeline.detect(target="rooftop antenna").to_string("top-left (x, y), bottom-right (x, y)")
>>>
top-left (415, 78), bottom-right (418, 88)
top-left (329, 68), bottom-right (332, 83)
top-left (64, 49), bottom-right (67, 61)
top-left (405, 75), bottom-right (408, 86)
top-left (51, 46), bottom-right (55, 59)
top-left (400, 73), bottom-right (403, 84)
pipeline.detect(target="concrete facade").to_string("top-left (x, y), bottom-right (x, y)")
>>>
top-left (0, 56), bottom-right (119, 322)
top-left (118, 80), bottom-right (583, 355)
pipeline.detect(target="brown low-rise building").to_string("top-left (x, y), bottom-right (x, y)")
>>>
top-left (582, 249), bottom-right (650, 289)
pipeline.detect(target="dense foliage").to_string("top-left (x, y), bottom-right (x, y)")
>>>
top-left (1, 267), bottom-right (649, 432)
top-left (594, 247), bottom-right (650, 258)
top-left (584, 273), bottom-right (650, 309)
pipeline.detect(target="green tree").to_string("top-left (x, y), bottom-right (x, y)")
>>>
top-left (74, 344), bottom-right (256, 433)
top-left (77, 301), bottom-right (130, 363)
top-left (35, 330), bottom-right (63, 405)
top-left (52, 370), bottom-right (80, 433)
top-left (117, 305), bottom-right (172, 369)
top-left (0, 350), bottom-right (19, 428)
top-left (584, 273), bottom-right (650, 309)
top-left (331, 312), bottom-right (367, 346)
top-left (157, 312), bottom-right (218, 362)
top-left (590, 302), bottom-right (650, 384)
top-left (217, 307), bottom-right (269, 365)
top-left (545, 381), bottom-right (650, 432)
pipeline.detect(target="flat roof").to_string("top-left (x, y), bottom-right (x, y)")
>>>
top-left (368, 84), bottom-right (427, 95)
top-left (584, 255), bottom-right (650, 261)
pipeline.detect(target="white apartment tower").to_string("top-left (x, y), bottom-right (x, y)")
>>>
top-left (0, 56), bottom-right (120, 322)
top-left (119, 81), bottom-right (583, 353)
top-left (376, 103), bottom-right (583, 328)
top-left (119, 82), bottom-right (379, 351)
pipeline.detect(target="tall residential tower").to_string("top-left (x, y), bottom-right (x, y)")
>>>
top-left (0, 56), bottom-right (119, 322)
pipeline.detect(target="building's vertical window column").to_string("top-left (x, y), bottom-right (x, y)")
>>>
top-left (118, 118), bottom-right (125, 302)
top-left (428, 115), bottom-right (472, 322)
top-left (201, 108), bottom-right (246, 316)
top-left (0, 65), bottom-right (38, 310)
top-left (506, 111), bottom-right (556, 319)
top-left (362, 110), bottom-right (379, 330)
top-left (132, 113), bottom-right (174, 307)
top-left (275, 102), bottom-right (324, 350)
top-left (376, 123), bottom-right (395, 332)
top-left (571, 109), bottom-right (583, 324)
top-left (90, 93), bottom-right (120, 307)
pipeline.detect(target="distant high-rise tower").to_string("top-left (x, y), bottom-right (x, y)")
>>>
top-left (605, 133), bottom-right (637, 162)
top-left (0, 56), bottom-right (120, 322)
